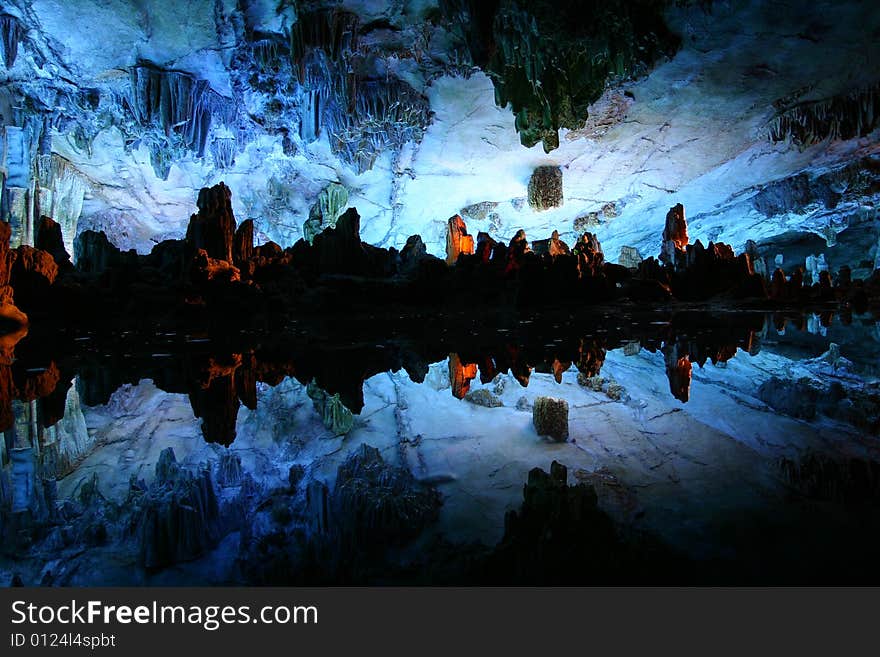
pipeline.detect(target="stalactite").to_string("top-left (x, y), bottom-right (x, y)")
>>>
top-left (210, 136), bottom-right (237, 170)
top-left (328, 79), bottom-right (431, 174)
top-left (768, 82), bottom-right (880, 146)
top-left (0, 14), bottom-right (24, 68)
top-left (290, 8), bottom-right (360, 77)
top-left (441, 0), bottom-right (680, 152)
top-left (35, 154), bottom-right (86, 258)
top-left (2, 124), bottom-right (36, 248)
top-left (251, 36), bottom-right (286, 75)
top-left (126, 63), bottom-right (237, 177)
top-left (289, 9), bottom-right (429, 172)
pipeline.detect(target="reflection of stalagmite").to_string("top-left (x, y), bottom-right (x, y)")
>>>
top-left (551, 359), bottom-right (571, 384)
top-left (576, 338), bottom-right (606, 378)
top-left (448, 353), bottom-right (478, 399)
top-left (139, 448), bottom-right (221, 569)
top-left (445, 215), bottom-right (474, 265)
top-left (505, 343), bottom-right (532, 387)
top-left (306, 380), bottom-right (354, 436)
top-left (0, 222), bottom-right (27, 328)
top-left (664, 344), bottom-right (692, 403)
top-left (188, 355), bottom-right (244, 447)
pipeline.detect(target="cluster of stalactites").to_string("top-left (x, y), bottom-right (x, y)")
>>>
top-left (329, 79), bottom-right (431, 173)
top-left (289, 8), bottom-right (430, 173)
top-left (126, 64), bottom-right (237, 178)
top-left (290, 8), bottom-right (360, 74)
top-left (441, 0), bottom-right (680, 152)
top-left (0, 13), bottom-right (24, 68)
top-left (768, 82), bottom-right (880, 146)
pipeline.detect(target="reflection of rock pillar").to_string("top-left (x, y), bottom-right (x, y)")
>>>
top-left (10, 447), bottom-right (36, 512)
top-left (40, 381), bottom-right (92, 480)
top-left (448, 353), bottom-right (478, 399)
top-left (3, 126), bottom-right (35, 247)
top-left (664, 344), bottom-right (692, 403)
top-left (189, 374), bottom-right (240, 447)
top-left (576, 338), bottom-right (606, 378)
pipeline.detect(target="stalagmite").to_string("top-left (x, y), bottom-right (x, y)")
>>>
top-left (660, 203), bottom-right (688, 266)
top-left (445, 214), bottom-right (475, 265)
top-left (185, 182), bottom-right (236, 263)
top-left (35, 216), bottom-right (71, 270)
top-left (303, 182), bottom-right (349, 245)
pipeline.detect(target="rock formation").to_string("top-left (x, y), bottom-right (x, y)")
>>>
top-left (445, 214), bottom-right (475, 265)
top-left (0, 222), bottom-right (26, 327)
top-left (307, 380), bottom-right (354, 436)
top-left (35, 216), bottom-right (72, 271)
top-left (444, 1), bottom-right (680, 151)
top-left (528, 166), bottom-right (563, 210)
top-left (137, 448), bottom-right (221, 570)
top-left (618, 246), bottom-right (643, 269)
top-left (660, 203), bottom-right (689, 266)
top-left (303, 183), bottom-right (349, 245)
top-left (185, 182), bottom-right (236, 264)
top-left (532, 396), bottom-right (569, 441)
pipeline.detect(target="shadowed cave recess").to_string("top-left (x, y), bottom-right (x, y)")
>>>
top-left (1, 0), bottom-right (880, 586)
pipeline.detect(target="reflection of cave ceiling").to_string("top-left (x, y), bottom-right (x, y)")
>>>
top-left (1, 0), bottom-right (879, 271)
